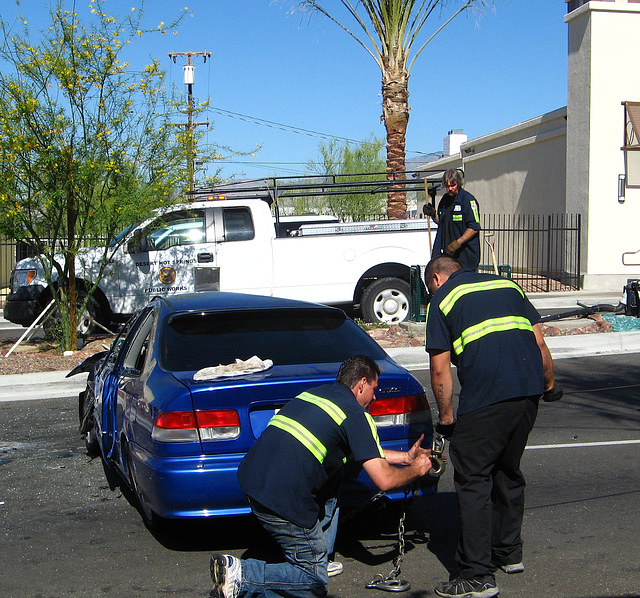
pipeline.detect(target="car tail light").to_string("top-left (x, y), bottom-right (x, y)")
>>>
top-left (369, 393), bottom-right (430, 428)
top-left (196, 410), bottom-right (241, 441)
top-left (152, 409), bottom-right (240, 442)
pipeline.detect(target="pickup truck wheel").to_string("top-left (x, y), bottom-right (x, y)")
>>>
top-left (44, 293), bottom-right (102, 339)
top-left (361, 278), bottom-right (411, 324)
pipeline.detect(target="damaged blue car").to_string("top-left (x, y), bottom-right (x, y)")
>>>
top-left (70, 292), bottom-right (437, 527)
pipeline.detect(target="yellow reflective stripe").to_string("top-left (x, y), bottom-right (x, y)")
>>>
top-left (452, 316), bottom-right (534, 356)
top-left (440, 279), bottom-right (524, 316)
top-left (298, 391), bottom-right (347, 425)
top-left (364, 412), bottom-right (385, 458)
top-left (471, 200), bottom-right (480, 223)
top-left (452, 214), bottom-right (462, 221)
top-left (268, 414), bottom-right (327, 463)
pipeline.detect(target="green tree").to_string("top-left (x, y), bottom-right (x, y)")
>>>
top-left (0, 1), bottom-right (211, 350)
top-left (298, 0), bottom-right (488, 219)
top-left (304, 136), bottom-right (387, 221)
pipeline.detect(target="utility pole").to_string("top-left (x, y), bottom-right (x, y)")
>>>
top-left (168, 51), bottom-right (211, 192)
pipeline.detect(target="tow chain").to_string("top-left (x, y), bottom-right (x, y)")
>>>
top-left (366, 485), bottom-right (412, 592)
top-left (366, 432), bottom-right (447, 592)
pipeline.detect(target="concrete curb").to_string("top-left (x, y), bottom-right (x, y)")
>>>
top-left (0, 370), bottom-right (88, 403)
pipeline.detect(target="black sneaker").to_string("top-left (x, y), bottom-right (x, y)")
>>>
top-left (434, 575), bottom-right (499, 598)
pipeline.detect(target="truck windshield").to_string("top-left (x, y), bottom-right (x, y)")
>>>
top-left (109, 224), bottom-right (137, 247)
top-left (160, 308), bottom-right (386, 372)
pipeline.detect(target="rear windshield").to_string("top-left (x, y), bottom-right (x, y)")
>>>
top-left (160, 308), bottom-right (387, 372)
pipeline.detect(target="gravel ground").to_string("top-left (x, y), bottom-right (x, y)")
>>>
top-left (0, 336), bottom-right (113, 376)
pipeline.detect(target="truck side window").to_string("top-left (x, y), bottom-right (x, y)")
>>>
top-left (145, 210), bottom-right (206, 250)
top-left (223, 208), bottom-right (254, 242)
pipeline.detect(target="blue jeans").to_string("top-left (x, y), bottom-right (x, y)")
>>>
top-left (239, 497), bottom-right (339, 597)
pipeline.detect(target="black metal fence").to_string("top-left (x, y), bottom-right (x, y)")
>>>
top-left (478, 213), bottom-right (581, 293)
top-left (0, 212), bottom-right (582, 309)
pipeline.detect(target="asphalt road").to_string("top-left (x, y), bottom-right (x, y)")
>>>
top-left (1, 353), bottom-right (639, 598)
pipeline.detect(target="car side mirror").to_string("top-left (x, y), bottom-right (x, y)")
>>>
top-left (127, 230), bottom-right (149, 254)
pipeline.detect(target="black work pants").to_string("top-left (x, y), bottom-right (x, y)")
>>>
top-left (449, 395), bottom-right (539, 579)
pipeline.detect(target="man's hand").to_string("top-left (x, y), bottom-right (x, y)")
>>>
top-left (436, 421), bottom-right (456, 440)
top-left (543, 385), bottom-right (563, 402)
top-left (445, 239), bottom-right (461, 256)
top-left (414, 452), bottom-right (433, 477)
top-left (423, 203), bottom-right (436, 218)
top-left (407, 434), bottom-right (429, 462)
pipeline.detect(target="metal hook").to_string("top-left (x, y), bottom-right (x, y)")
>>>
top-left (428, 432), bottom-right (446, 478)
top-left (366, 575), bottom-right (411, 592)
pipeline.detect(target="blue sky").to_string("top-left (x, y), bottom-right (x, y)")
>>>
top-left (3, 0), bottom-right (569, 181)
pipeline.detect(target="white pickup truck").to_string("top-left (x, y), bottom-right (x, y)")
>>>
top-left (5, 194), bottom-right (434, 329)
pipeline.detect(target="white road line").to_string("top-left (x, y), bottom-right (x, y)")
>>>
top-left (526, 439), bottom-right (640, 450)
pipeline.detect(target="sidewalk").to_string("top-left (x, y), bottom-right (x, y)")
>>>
top-left (391, 289), bottom-right (640, 367)
top-left (2, 290), bottom-right (640, 402)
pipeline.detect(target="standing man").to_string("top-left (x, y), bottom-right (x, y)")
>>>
top-left (424, 169), bottom-right (481, 271)
top-left (210, 355), bottom-right (433, 598)
top-left (424, 256), bottom-right (561, 598)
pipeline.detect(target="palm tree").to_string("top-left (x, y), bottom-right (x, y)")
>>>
top-left (299, 0), bottom-right (488, 219)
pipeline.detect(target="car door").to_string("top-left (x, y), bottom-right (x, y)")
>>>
top-left (211, 205), bottom-right (273, 295)
top-left (114, 208), bottom-right (216, 314)
top-left (112, 309), bottom-right (156, 461)
top-left (97, 308), bottom-right (154, 461)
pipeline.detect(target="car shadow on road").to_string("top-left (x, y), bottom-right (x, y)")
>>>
top-left (142, 491), bottom-right (458, 573)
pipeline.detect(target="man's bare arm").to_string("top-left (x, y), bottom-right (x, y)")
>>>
top-left (429, 350), bottom-right (454, 424)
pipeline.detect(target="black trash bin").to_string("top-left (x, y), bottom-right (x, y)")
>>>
top-left (624, 279), bottom-right (640, 317)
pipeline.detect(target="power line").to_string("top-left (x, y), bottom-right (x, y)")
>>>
top-left (217, 160), bottom-right (307, 176)
top-left (209, 106), bottom-right (361, 144)
top-left (209, 106), bottom-right (437, 158)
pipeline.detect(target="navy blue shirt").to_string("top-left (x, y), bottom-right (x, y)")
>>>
top-left (432, 188), bottom-right (481, 271)
top-left (238, 382), bottom-right (384, 529)
top-left (425, 269), bottom-right (543, 415)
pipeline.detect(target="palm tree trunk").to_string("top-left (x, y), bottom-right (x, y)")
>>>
top-left (382, 59), bottom-right (410, 219)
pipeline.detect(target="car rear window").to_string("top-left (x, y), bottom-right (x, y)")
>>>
top-left (160, 308), bottom-right (387, 372)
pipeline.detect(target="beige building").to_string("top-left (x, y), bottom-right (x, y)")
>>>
top-left (419, 0), bottom-right (640, 291)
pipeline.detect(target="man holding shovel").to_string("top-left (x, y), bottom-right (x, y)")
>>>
top-left (424, 169), bottom-right (481, 271)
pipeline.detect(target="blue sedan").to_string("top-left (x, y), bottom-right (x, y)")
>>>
top-left (71, 292), bottom-right (436, 527)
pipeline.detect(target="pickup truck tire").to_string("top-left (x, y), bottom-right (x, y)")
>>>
top-left (43, 292), bottom-right (102, 339)
top-left (361, 278), bottom-right (411, 324)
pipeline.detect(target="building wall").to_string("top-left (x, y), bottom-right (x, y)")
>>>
top-left (461, 109), bottom-right (567, 216)
top-left (566, 1), bottom-right (640, 290)
top-left (416, 109), bottom-right (567, 217)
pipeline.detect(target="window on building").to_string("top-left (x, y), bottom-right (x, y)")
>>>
top-left (622, 101), bottom-right (640, 186)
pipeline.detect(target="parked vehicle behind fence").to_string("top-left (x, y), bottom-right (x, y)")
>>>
top-left (5, 175), bottom-right (437, 330)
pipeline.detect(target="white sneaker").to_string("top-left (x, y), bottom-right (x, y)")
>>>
top-left (210, 553), bottom-right (242, 598)
top-left (328, 560), bottom-right (344, 577)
